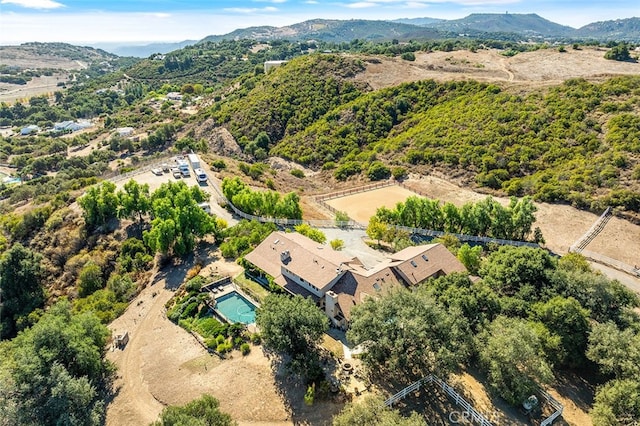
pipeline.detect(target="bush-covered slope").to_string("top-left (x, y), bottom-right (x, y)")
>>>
top-left (206, 53), bottom-right (640, 212)
top-left (209, 54), bottom-right (368, 147)
top-left (270, 74), bottom-right (638, 212)
top-left (124, 39), bottom-right (306, 88)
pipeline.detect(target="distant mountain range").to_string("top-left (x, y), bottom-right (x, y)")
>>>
top-left (93, 40), bottom-right (198, 58)
top-left (420, 13), bottom-right (575, 36)
top-left (199, 19), bottom-right (449, 44)
top-left (24, 13), bottom-right (640, 58)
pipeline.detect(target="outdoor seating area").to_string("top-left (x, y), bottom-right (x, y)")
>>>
top-left (331, 357), bottom-right (371, 397)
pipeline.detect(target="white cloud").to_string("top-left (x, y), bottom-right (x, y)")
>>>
top-left (403, 2), bottom-right (429, 8)
top-left (425, 0), bottom-right (519, 4)
top-left (342, 0), bottom-right (518, 7)
top-left (0, 0), bottom-right (64, 9)
top-left (345, 2), bottom-right (377, 8)
top-left (143, 12), bottom-right (171, 19)
top-left (223, 6), bottom-right (278, 13)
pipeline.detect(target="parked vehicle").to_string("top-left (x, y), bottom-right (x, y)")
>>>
top-left (176, 159), bottom-right (190, 176)
top-left (171, 168), bottom-right (181, 178)
top-left (151, 168), bottom-right (163, 176)
top-left (198, 202), bottom-right (212, 214)
top-left (194, 168), bottom-right (207, 183)
top-left (188, 153), bottom-right (201, 171)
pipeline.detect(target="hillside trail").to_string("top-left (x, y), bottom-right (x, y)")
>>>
top-left (500, 57), bottom-right (515, 82)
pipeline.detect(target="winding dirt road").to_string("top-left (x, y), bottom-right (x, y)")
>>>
top-left (106, 283), bottom-right (170, 426)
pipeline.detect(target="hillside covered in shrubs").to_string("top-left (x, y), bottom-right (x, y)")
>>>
top-left (207, 54), bottom-right (640, 214)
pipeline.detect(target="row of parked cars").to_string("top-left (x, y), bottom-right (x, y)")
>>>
top-left (151, 154), bottom-right (208, 183)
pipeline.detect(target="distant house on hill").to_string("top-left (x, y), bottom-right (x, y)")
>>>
top-left (244, 231), bottom-right (467, 328)
top-left (20, 124), bottom-right (40, 135)
top-left (53, 120), bottom-right (92, 133)
top-left (166, 92), bottom-right (183, 101)
top-left (264, 60), bottom-right (288, 73)
top-left (114, 127), bottom-right (135, 137)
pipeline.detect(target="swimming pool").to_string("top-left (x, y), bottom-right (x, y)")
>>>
top-left (215, 291), bottom-right (257, 324)
top-left (2, 177), bottom-right (21, 185)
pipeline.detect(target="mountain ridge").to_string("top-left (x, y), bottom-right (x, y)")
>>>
top-left (2, 14), bottom-right (639, 58)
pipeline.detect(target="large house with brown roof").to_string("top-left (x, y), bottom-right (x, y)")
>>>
top-left (244, 231), bottom-right (467, 328)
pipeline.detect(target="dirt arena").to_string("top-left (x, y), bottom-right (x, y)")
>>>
top-left (324, 178), bottom-right (640, 268)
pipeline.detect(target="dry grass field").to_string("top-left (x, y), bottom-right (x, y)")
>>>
top-left (354, 47), bottom-right (640, 92)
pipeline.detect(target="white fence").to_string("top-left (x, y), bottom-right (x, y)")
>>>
top-left (569, 206), bottom-right (640, 277)
top-left (539, 389), bottom-right (564, 426)
top-left (384, 374), bottom-right (493, 426)
top-left (385, 375), bottom-right (563, 426)
top-left (570, 207), bottom-right (612, 252)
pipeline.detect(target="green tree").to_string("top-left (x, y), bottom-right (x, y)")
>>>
top-left (424, 272), bottom-right (501, 332)
top-left (330, 239), bottom-right (345, 250)
top-left (400, 52), bottom-right (416, 61)
top-left (532, 296), bottom-right (591, 367)
top-left (144, 181), bottom-right (221, 256)
top-left (591, 379), bottom-right (640, 426)
top-left (587, 322), bottom-right (640, 379)
top-left (604, 44), bottom-right (631, 61)
top-left (367, 161), bottom-right (391, 181)
top-left (476, 316), bottom-right (554, 405)
top-left (3, 300), bottom-right (110, 425)
top-left (549, 265), bottom-right (639, 326)
top-left (117, 179), bottom-right (151, 223)
top-left (348, 288), bottom-right (471, 381)
top-left (294, 223), bottom-right (326, 244)
top-left (256, 294), bottom-right (327, 376)
top-left (480, 246), bottom-right (556, 301)
top-left (0, 243), bottom-right (45, 339)
top-left (219, 220), bottom-right (277, 259)
top-left (77, 261), bottom-right (104, 297)
top-left (78, 181), bottom-right (119, 230)
top-left (73, 289), bottom-right (128, 323)
top-left (333, 395), bottom-right (426, 426)
top-left (457, 243), bottom-right (482, 275)
top-left (366, 216), bottom-right (389, 246)
top-left (334, 211), bottom-right (350, 227)
top-left (151, 394), bottom-right (235, 426)
top-left (117, 238), bottom-right (153, 273)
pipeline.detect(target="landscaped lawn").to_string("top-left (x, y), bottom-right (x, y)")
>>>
top-left (233, 272), bottom-right (270, 303)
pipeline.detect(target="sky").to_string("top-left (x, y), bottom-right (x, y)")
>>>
top-left (0, 0), bottom-right (638, 45)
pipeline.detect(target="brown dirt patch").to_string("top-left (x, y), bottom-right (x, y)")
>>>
top-left (0, 74), bottom-right (70, 104)
top-left (325, 185), bottom-right (417, 223)
top-left (354, 47), bottom-right (640, 93)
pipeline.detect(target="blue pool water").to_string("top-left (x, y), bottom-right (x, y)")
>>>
top-left (215, 291), bottom-right (256, 324)
top-left (2, 177), bottom-right (21, 185)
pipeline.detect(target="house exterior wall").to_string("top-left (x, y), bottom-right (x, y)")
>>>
top-left (281, 265), bottom-right (345, 297)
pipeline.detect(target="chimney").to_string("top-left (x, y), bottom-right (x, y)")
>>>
top-left (325, 290), bottom-right (338, 318)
